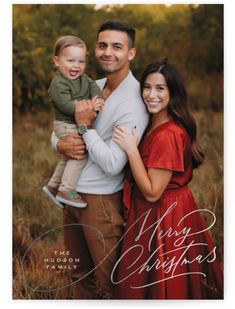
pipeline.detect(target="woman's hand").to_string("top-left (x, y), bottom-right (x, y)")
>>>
top-left (113, 126), bottom-right (138, 155)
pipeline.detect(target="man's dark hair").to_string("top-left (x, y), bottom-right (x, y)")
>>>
top-left (97, 20), bottom-right (136, 48)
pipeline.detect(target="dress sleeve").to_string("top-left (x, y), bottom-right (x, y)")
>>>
top-left (147, 130), bottom-right (185, 172)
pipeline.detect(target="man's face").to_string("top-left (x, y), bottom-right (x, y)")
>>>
top-left (95, 30), bottom-right (136, 74)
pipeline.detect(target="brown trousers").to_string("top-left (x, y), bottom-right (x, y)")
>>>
top-left (63, 191), bottom-right (124, 299)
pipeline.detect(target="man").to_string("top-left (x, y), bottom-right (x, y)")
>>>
top-left (51, 21), bottom-right (149, 299)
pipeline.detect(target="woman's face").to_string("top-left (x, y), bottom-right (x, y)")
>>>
top-left (142, 72), bottom-right (170, 116)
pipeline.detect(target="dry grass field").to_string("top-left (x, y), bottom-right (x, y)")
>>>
top-left (13, 109), bottom-right (223, 299)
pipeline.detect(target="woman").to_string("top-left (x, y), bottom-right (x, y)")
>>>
top-left (112, 59), bottom-right (223, 299)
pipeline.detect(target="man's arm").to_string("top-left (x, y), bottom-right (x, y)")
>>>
top-left (51, 131), bottom-right (87, 160)
top-left (83, 129), bottom-right (129, 176)
top-left (75, 99), bottom-right (147, 176)
top-left (51, 98), bottom-right (96, 161)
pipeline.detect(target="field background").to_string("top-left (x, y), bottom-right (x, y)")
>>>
top-left (13, 4), bottom-right (223, 299)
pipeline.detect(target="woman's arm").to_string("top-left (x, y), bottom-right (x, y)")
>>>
top-left (127, 147), bottom-right (172, 202)
top-left (113, 126), bottom-right (172, 202)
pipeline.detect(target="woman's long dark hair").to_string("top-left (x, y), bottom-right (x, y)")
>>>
top-left (140, 59), bottom-right (204, 169)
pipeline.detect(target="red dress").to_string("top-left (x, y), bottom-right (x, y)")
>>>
top-left (115, 120), bottom-right (223, 299)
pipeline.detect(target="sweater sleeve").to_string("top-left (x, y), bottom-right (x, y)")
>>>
top-left (49, 79), bottom-right (75, 116)
top-left (86, 75), bottom-right (103, 99)
top-left (83, 101), bottom-right (148, 176)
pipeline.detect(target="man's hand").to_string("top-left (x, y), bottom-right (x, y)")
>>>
top-left (57, 132), bottom-right (87, 160)
top-left (75, 99), bottom-right (97, 126)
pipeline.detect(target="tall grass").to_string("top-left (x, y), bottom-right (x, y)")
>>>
top-left (13, 110), bottom-right (71, 299)
top-left (189, 111), bottom-right (223, 262)
top-left (13, 109), bottom-right (223, 299)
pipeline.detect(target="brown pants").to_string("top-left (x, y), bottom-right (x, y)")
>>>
top-left (63, 191), bottom-right (124, 299)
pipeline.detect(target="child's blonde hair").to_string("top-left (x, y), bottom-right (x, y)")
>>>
top-left (54, 35), bottom-right (86, 56)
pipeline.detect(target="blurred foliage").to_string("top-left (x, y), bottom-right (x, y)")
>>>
top-left (13, 4), bottom-right (223, 113)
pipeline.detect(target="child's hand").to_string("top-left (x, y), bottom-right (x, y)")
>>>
top-left (92, 97), bottom-right (105, 112)
top-left (112, 126), bottom-right (138, 155)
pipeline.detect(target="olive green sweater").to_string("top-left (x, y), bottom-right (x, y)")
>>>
top-left (49, 70), bottom-right (103, 123)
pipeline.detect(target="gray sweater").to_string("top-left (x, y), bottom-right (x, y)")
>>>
top-left (52, 71), bottom-right (149, 194)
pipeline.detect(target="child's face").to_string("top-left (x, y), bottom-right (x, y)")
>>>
top-left (142, 72), bottom-right (170, 116)
top-left (54, 45), bottom-right (86, 80)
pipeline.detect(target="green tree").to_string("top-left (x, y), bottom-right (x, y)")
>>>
top-left (13, 4), bottom-right (223, 113)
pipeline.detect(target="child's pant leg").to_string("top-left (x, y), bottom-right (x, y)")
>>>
top-left (59, 158), bottom-right (87, 192)
top-left (48, 157), bottom-right (67, 189)
top-left (53, 120), bottom-right (87, 192)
